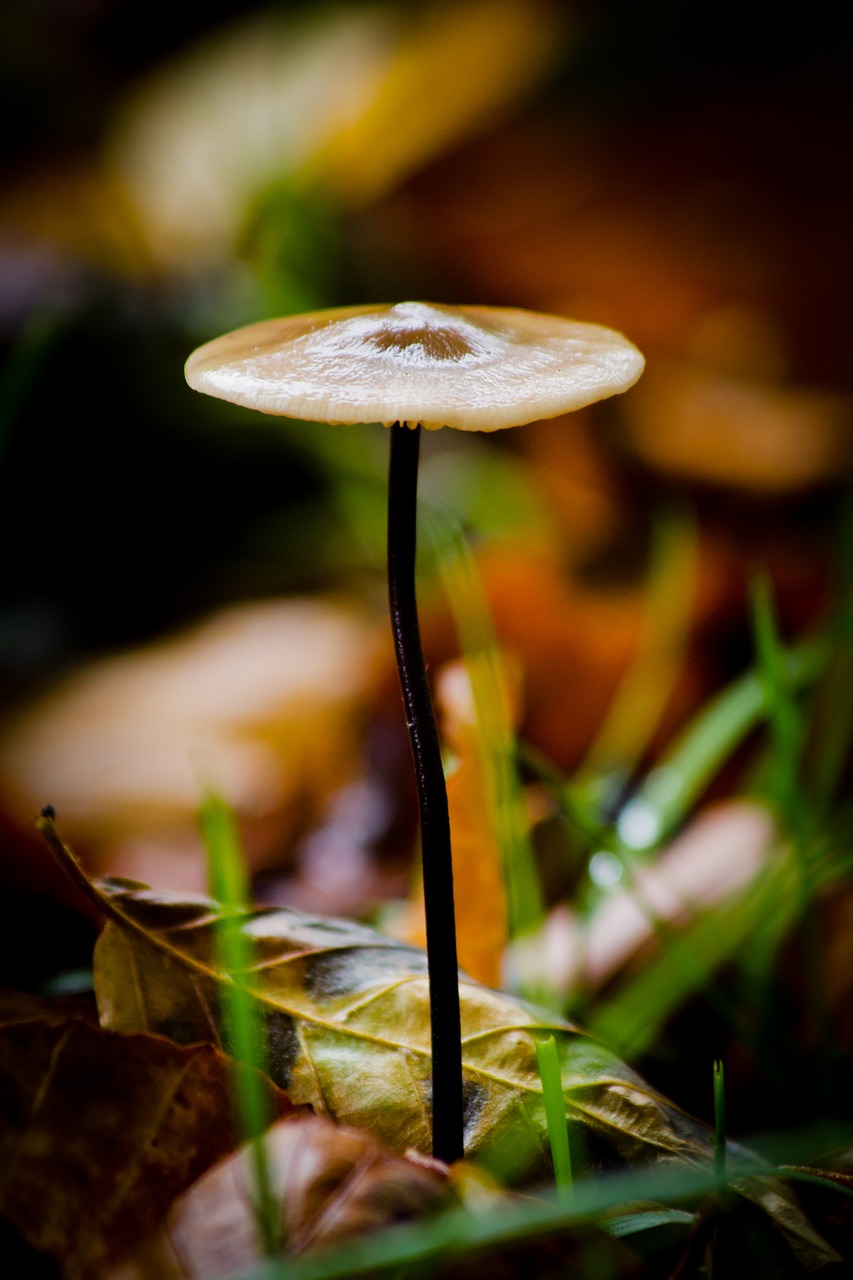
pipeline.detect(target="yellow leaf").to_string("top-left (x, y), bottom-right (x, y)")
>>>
top-left (43, 822), bottom-right (717, 1187)
top-left (301, 0), bottom-right (568, 206)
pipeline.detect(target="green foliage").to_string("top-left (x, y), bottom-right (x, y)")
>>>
top-left (239, 179), bottom-right (344, 318)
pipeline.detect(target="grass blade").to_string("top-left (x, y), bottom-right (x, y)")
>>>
top-left (422, 509), bottom-right (544, 941)
top-left (615, 639), bottom-right (825, 856)
top-left (199, 788), bottom-right (281, 1258)
top-left (534, 1033), bottom-right (573, 1203)
top-left (749, 574), bottom-right (805, 832)
top-left (579, 503), bottom-right (698, 781)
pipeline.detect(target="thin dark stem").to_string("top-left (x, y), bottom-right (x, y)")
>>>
top-left (387, 420), bottom-right (464, 1164)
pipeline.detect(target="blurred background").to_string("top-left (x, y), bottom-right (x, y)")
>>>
top-left (1, 0), bottom-right (852, 1137)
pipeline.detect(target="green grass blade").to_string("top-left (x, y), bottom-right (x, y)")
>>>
top-left (421, 509), bottom-right (544, 941)
top-left (199, 788), bottom-right (281, 1257)
top-left (579, 503), bottom-right (698, 781)
top-left (587, 845), bottom-right (799, 1071)
top-left (606, 1207), bottom-right (696, 1238)
top-left (748, 577), bottom-right (834, 1104)
top-left (808, 497), bottom-right (853, 816)
top-left (516, 739), bottom-right (612, 850)
top-left (749, 574), bottom-right (806, 831)
top-left (534, 1033), bottom-right (573, 1202)
top-left (201, 787), bottom-right (252, 912)
top-left (615, 639), bottom-right (825, 856)
top-left (532, 1029), bottom-right (571, 1198)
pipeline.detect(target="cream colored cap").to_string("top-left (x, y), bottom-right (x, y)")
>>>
top-left (185, 301), bottom-right (644, 431)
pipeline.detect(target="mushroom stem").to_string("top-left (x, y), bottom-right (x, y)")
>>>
top-left (387, 419), bottom-right (464, 1164)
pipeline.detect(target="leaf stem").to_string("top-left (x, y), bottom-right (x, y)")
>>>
top-left (387, 421), bottom-right (463, 1164)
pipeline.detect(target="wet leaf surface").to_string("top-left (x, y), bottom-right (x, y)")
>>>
top-left (44, 823), bottom-right (719, 1186)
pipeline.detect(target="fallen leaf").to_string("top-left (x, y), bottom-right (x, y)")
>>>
top-left (621, 359), bottom-right (853, 493)
top-left (0, 598), bottom-right (381, 890)
top-left (115, 1120), bottom-right (654, 1280)
top-left (107, 1), bottom-right (562, 269)
top-left (0, 986), bottom-right (296, 1279)
top-left (778, 1164), bottom-right (853, 1263)
top-left (112, 1112), bottom-right (451, 1279)
top-left (41, 823), bottom-right (841, 1270)
top-left (43, 818), bottom-right (718, 1186)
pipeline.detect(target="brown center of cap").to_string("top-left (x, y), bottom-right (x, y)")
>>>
top-left (185, 302), bottom-right (646, 431)
top-left (367, 324), bottom-right (475, 361)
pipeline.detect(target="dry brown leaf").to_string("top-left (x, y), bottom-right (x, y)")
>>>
top-left (112, 1112), bottom-right (451, 1279)
top-left (0, 986), bottom-right (296, 1279)
top-left (115, 1118), bottom-right (648, 1280)
top-left (304, 0), bottom-right (567, 206)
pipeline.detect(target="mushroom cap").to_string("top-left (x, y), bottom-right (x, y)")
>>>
top-left (185, 301), bottom-right (644, 431)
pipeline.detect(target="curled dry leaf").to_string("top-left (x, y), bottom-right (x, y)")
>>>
top-left (0, 985), bottom-right (296, 1279)
top-left (43, 818), bottom-right (717, 1186)
top-left (116, 1119), bottom-right (646, 1280)
top-left (113, 1112), bottom-right (451, 1279)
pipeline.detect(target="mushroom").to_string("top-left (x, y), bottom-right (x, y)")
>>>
top-left (185, 300), bottom-right (644, 1163)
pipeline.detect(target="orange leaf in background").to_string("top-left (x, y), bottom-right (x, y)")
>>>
top-left (477, 545), bottom-right (644, 773)
top-left (621, 359), bottom-right (853, 494)
top-left (0, 987), bottom-right (296, 1279)
top-left (398, 661), bottom-right (511, 988)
